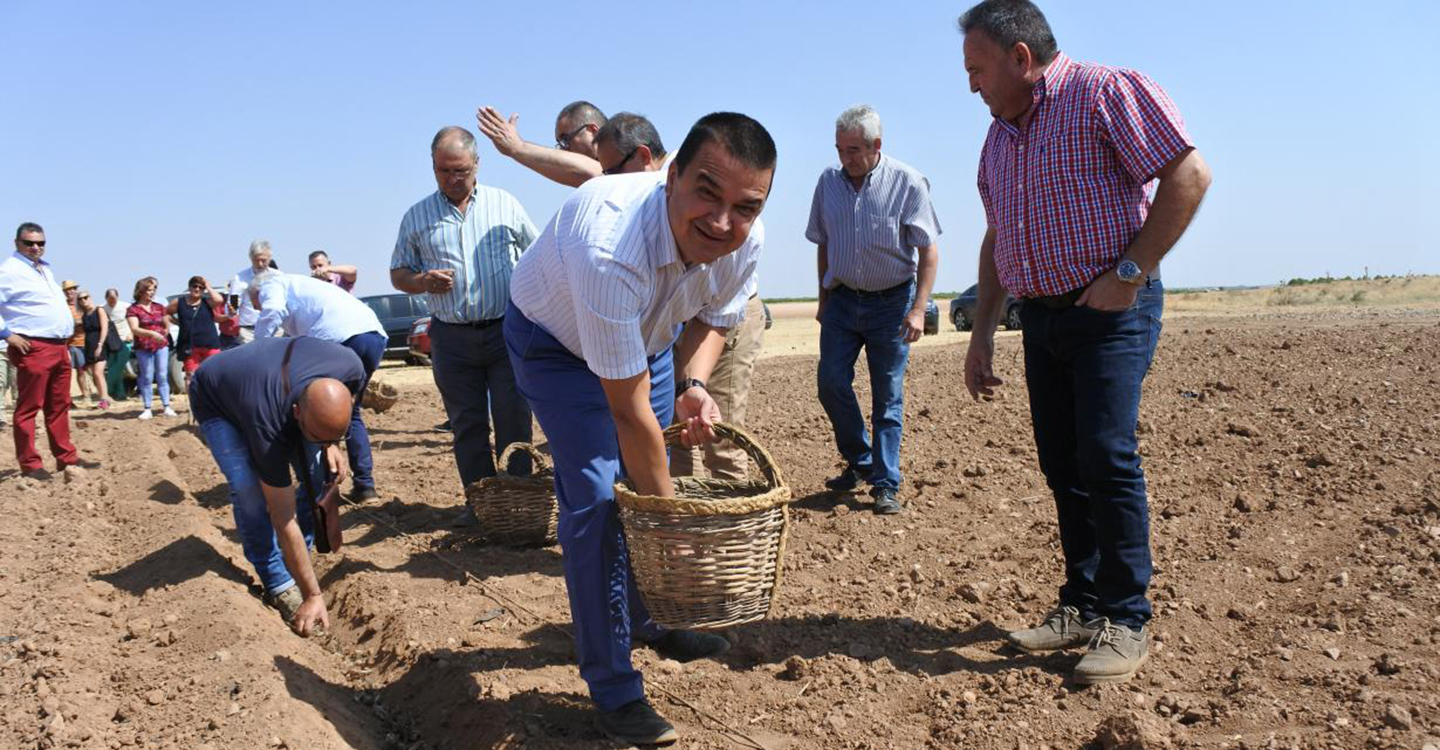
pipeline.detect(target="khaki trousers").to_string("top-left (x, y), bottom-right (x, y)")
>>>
top-left (671, 294), bottom-right (766, 480)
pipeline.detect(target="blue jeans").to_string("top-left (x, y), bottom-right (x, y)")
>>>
top-left (200, 417), bottom-right (325, 595)
top-left (340, 331), bottom-right (386, 491)
top-left (429, 318), bottom-right (533, 486)
top-left (1020, 282), bottom-right (1164, 628)
top-left (504, 301), bottom-right (670, 712)
top-left (816, 282), bottom-right (914, 490)
top-left (135, 346), bottom-right (170, 409)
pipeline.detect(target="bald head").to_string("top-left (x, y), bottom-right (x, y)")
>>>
top-left (295, 378), bottom-right (354, 443)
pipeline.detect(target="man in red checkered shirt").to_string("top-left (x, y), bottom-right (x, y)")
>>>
top-left (959, 0), bottom-right (1212, 685)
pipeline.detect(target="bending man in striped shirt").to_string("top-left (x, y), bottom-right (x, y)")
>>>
top-left (390, 126), bottom-right (539, 503)
top-left (507, 113), bottom-right (776, 746)
top-left (808, 104), bottom-right (941, 515)
top-left (960, 0), bottom-right (1211, 684)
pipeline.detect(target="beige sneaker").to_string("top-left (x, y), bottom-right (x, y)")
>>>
top-left (1073, 620), bottom-right (1149, 684)
top-left (1007, 606), bottom-right (1101, 652)
top-left (267, 587), bottom-right (304, 625)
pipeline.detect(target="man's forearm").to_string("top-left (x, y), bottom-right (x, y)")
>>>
top-left (390, 267), bottom-right (425, 294)
top-left (675, 320), bottom-right (726, 384)
top-left (911, 244), bottom-right (939, 312)
top-left (331, 264), bottom-right (359, 282)
top-left (972, 228), bottom-right (1005, 337)
top-left (262, 484), bottom-right (322, 599)
top-left (816, 243), bottom-right (829, 295)
top-left (508, 142), bottom-right (602, 188)
top-left (1124, 149), bottom-right (1212, 273)
top-left (601, 374), bottom-right (673, 498)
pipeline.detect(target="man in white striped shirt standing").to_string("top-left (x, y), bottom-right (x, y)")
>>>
top-left (507, 112), bottom-right (776, 746)
top-left (390, 126), bottom-right (539, 498)
top-left (808, 105), bottom-right (941, 515)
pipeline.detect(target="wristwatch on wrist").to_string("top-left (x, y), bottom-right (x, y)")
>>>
top-left (678, 377), bottom-right (707, 394)
top-left (1115, 259), bottom-right (1145, 286)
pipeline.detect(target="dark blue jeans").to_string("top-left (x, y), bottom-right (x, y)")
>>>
top-left (817, 282), bottom-right (914, 490)
top-left (429, 318), bottom-right (534, 487)
top-left (504, 301), bottom-right (669, 711)
top-left (340, 331), bottom-right (386, 491)
top-left (1020, 281), bottom-right (1164, 628)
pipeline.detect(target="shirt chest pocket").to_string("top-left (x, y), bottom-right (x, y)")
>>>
top-left (868, 215), bottom-right (901, 249)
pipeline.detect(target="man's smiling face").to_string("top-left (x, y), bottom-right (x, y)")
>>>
top-left (665, 141), bottom-right (772, 265)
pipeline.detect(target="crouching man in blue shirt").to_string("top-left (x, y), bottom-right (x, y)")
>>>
top-left (507, 112), bottom-right (776, 745)
top-left (189, 336), bottom-right (365, 635)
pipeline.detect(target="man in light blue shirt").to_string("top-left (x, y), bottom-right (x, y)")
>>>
top-left (507, 112), bottom-right (775, 746)
top-left (0, 222), bottom-right (88, 476)
top-left (807, 105), bottom-right (941, 515)
top-left (390, 126), bottom-right (538, 492)
top-left (252, 270), bottom-right (388, 501)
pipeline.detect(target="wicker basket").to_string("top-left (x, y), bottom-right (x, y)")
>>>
top-left (616, 423), bottom-right (791, 630)
top-left (361, 380), bottom-right (401, 413)
top-left (464, 443), bottom-right (558, 546)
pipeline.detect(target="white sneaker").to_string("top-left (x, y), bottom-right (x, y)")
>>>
top-left (162, 407), bottom-right (178, 417)
top-left (138, 409), bottom-right (153, 420)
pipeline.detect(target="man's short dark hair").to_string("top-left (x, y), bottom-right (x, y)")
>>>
top-left (595, 112), bottom-right (667, 160)
top-left (958, 0), bottom-right (1059, 65)
top-left (557, 100), bottom-right (607, 128)
top-left (673, 112), bottom-right (777, 176)
top-left (15, 222), bottom-right (43, 239)
top-left (308, 250), bottom-right (329, 263)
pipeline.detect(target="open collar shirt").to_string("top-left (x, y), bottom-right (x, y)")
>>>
top-left (805, 153), bottom-right (941, 292)
top-left (510, 171), bottom-right (761, 381)
top-left (254, 273), bottom-right (386, 342)
top-left (391, 184), bottom-right (538, 324)
top-left (0, 251), bottom-right (76, 340)
top-left (977, 52), bottom-right (1194, 298)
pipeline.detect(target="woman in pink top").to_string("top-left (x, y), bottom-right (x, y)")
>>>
top-left (125, 276), bottom-right (176, 419)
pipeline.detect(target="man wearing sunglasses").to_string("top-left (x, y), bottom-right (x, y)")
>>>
top-left (190, 336), bottom-right (365, 636)
top-left (475, 100), bottom-right (608, 188)
top-left (0, 222), bottom-right (90, 478)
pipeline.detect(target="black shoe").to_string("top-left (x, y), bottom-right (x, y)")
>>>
top-left (436, 419), bottom-right (452, 432)
top-left (348, 486), bottom-right (379, 503)
top-left (824, 464), bottom-right (869, 492)
top-left (647, 629), bottom-right (730, 663)
top-left (61, 458), bottom-right (102, 470)
top-left (596, 700), bottom-right (678, 746)
top-left (449, 507), bottom-right (479, 528)
top-left (871, 487), bottom-right (901, 515)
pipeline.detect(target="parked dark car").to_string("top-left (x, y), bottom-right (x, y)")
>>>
top-left (923, 298), bottom-right (939, 335)
top-left (948, 284), bottom-right (1022, 332)
top-left (407, 316), bottom-right (431, 366)
top-left (360, 293), bottom-right (430, 360)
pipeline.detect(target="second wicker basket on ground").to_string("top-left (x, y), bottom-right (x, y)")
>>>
top-left (464, 443), bottom-right (558, 546)
top-left (616, 423), bottom-right (791, 630)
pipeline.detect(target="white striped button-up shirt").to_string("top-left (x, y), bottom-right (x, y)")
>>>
top-left (0, 251), bottom-right (76, 340)
top-left (254, 273), bottom-right (386, 342)
top-left (391, 185), bottom-right (538, 324)
top-left (805, 154), bottom-right (941, 292)
top-left (510, 172), bottom-right (761, 381)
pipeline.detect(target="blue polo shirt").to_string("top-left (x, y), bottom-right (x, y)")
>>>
top-left (190, 336), bottom-right (365, 487)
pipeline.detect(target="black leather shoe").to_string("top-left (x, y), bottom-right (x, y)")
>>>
top-left (824, 464), bottom-right (869, 492)
top-left (871, 487), bottom-right (902, 515)
top-left (596, 699), bottom-right (678, 746)
top-left (648, 629), bottom-right (730, 663)
top-left (348, 486), bottom-right (379, 503)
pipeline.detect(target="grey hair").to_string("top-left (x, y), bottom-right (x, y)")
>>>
top-left (248, 239), bottom-right (272, 259)
top-left (557, 100), bottom-right (607, 128)
top-left (250, 269), bottom-right (282, 289)
top-left (595, 112), bottom-right (667, 160)
top-left (431, 126), bottom-right (478, 161)
top-left (836, 105), bottom-right (882, 141)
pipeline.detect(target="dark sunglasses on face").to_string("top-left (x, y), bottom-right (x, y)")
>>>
top-left (602, 148), bottom-right (639, 176)
top-left (19, 239), bottom-right (45, 248)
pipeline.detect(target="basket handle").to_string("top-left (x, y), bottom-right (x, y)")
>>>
top-left (497, 442), bottom-right (549, 474)
top-left (661, 421), bottom-right (786, 489)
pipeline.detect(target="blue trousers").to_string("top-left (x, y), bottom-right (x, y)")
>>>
top-left (200, 417), bottom-right (324, 595)
top-left (816, 282), bottom-right (914, 490)
top-left (340, 331), bottom-right (386, 491)
top-left (504, 301), bottom-right (670, 712)
top-left (135, 346), bottom-right (170, 409)
top-left (1020, 281), bottom-right (1164, 627)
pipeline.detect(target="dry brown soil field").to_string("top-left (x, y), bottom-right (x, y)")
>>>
top-left (2, 297), bottom-right (1438, 750)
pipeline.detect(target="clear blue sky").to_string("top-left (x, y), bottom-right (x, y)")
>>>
top-left (4, 1), bottom-right (1436, 299)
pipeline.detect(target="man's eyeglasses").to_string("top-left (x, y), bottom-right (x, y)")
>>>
top-left (602, 148), bottom-right (638, 176)
top-left (555, 124), bottom-right (589, 150)
top-left (18, 239), bottom-right (45, 248)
